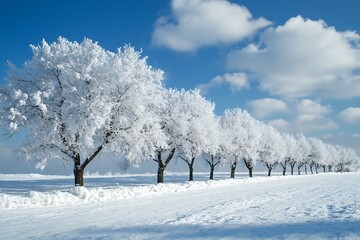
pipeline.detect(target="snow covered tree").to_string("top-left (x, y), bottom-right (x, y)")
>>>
top-left (220, 112), bottom-right (240, 178)
top-left (152, 89), bottom-right (216, 183)
top-left (307, 138), bottom-right (327, 174)
top-left (202, 116), bottom-right (222, 180)
top-left (176, 90), bottom-right (217, 181)
top-left (222, 109), bottom-right (262, 178)
top-left (259, 124), bottom-right (285, 177)
top-left (280, 133), bottom-right (297, 176)
top-left (0, 37), bottom-right (167, 186)
top-left (295, 134), bottom-right (311, 175)
top-left (150, 89), bottom-right (180, 184)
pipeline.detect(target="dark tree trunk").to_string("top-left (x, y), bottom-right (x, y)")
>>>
top-left (209, 166), bottom-right (214, 180)
top-left (315, 164), bottom-right (319, 174)
top-left (322, 165), bottom-right (326, 173)
top-left (155, 148), bottom-right (176, 184)
top-left (189, 166), bottom-right (194, 181)
top-left (280, 162), bottom-right (287, 176)
top-left (243, 158), bottom-right (253, 177)
top-left (248, 167), bottom-right (253, 177)
top-left (188, 157), bottom-right (195, 181)
top-left (74, 168), bottom-right (84, 186)
top-left (266, 163), bottom-right (272, 177)
top-left (328, 165), bottom-right (332, 172)
top-left (205, 155), bottom-right (220, 180)
top-left (73, 144), bottom-right (103, 187)
top-left (230, 162), bottom-right (237, 178)
top-left (73, 153), bottom-right (84, 186)
top-left (297, 162), bottom-right (304, 175)
top-left (338, 164), bottom-right (343, 172)
top-left (304, 164), bottom-right (308, 174)
top-left (290, 163), bottom-right (295, 175)
top-left (310, 163), bottom-right (314, 174)
top-left (157, 165), bottom-right (165, 184)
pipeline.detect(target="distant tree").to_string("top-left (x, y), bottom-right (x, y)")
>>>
top-left (176, 90), bottom-right (217, 181)
top-left (151, 89), bottom-right (185, 184)
top-left (295, 135), bottom-right (311, 175)
top-left (222, 109), bottom-right (262, 178)
top-left (0, 38), bottom-right (166, 186)
top-left (259, 124), bottom-right (285, 177)
top-left (203, 154), bottom-right (220, 180)
top-left (220, 113), bottom-right (239, 178)
top-left (280, 133), bottom-right (297, 176)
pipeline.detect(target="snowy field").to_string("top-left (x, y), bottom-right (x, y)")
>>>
top-left (1, 172), bottom-right (360, 239)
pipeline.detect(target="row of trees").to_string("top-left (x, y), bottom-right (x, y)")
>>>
top-left (0, 38), bottom-right (358, 186)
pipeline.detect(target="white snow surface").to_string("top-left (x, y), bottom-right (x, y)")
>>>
top-left (1, 172), bottom-right (359, 239)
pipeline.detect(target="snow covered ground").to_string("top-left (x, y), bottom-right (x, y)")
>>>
top-left (1, 172), bottom-right (359, 239)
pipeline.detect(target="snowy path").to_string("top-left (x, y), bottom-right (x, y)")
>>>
top-left (1, 173), bottom-right (360, 239)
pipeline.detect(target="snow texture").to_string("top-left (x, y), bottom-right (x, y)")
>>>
top-left (1, 172), bottom-right (359, 239)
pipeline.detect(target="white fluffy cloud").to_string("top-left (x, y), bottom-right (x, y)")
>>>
top-left (353, 133), bottom-right (360, 138)
top-left (294, 114), bottom-right (338, 132)
top-left (268, 118), bottom-right (291, 132)
top-left (294, 99), bottom-right (337, 132)
top-left (197, 73), bottom-right (248, 94)
top-left (296, 99), bottom-right (331, 115)
top-left (152, 0), bottom-right (271, 51)
top-left (249, 98), bottom-right (288, 119)
top-left (339, 107), bottom-right (360, 123)
top-left (262, 99), bottom-right (337, 133)
top-left (227, 15), bottom-right (360, 98)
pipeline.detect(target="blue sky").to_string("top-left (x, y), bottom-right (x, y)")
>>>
top-left (1, 0), bottom-right (360, 174)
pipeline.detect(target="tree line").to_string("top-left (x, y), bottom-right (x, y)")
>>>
top-left (0, 37), bottom-right (358, 186)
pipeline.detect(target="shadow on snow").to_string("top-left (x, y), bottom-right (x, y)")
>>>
top-left (49, 220), bottom-right (360, 239)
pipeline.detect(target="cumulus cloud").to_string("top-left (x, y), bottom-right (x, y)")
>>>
top-left (197, 73), bottom-right (248, 94)
top-left (152, 0), bottom-right (271, 51)
top-left (353, 133), bottom-right (360, 138)
top-left (268, 118), bottom-right (291, 132)
top-left (295, 114), bottom-right (338, 131)
top-left (249, 98), bottom-right (288, 119)
top-left (294, 99), bottom-right (337, 132)
top-left (339, 107), bottom-right (360, 123)
top-left (296, 99), bottom-right (331, 115)
top-left (263, 99), bottom-right (337, 133)
top-left (227, 15), bottom-right (360, 98)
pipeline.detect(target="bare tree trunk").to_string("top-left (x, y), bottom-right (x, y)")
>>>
top-left (230, 162), bottom-right (237, 178)
top-left (266, 163), bottom-right (272, 177)
top-left (280, 163), bottom-right (286, 176)
top-left (189, 166), bottom-right (194, 181)
top-left (74, 153), bottom-right (84, 186)
top-left (205, 155), bottom-right (220, 180)
top-left (157, 165), bottom-right (165, 184)
top-left (338, 163), bottom-right (343, 172)
top-left (188, 157), bottom-right (195, 181)
top-left (155, 148), bottom-right (176, 184)
top-left (297, 162), bottom-right (304, 175)
top-left (290, 163), bottom-right (295, 175)
top-left (322, 165), bottom-right (326, 173)
top-left (310, 163), bottom-right (314, 174)
top-left (328, 165), bottom-right (332, 172)
top-left (73, 144), bottom-right (103, 186)
top-left (209, 166), bottom-right (214, 180)
top-left (74, 168), bottom-right (84, 186)
top-left (243, 158), bottom-right (253, 177)
top-left (248, 168), bottom-right (253, 177)
top-left (315, 164), bottom-right (319, 174)
top-left (304, 164), bottom-right (308, 174)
